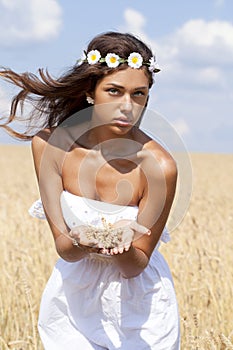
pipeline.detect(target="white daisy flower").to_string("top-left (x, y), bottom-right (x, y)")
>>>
top-left (127, 52), bottom-right (143, 69)
top-left (87, 50), bottom-right (101, 65)
top-left (105, 53), bottom-right (120, 68)
top-left (77, 52), bottom-right (86, 66)
top-left (148, 56), bottom-right (160, 72)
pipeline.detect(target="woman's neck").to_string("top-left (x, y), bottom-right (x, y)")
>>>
top-left (87, 124), bottom-right (135, 144)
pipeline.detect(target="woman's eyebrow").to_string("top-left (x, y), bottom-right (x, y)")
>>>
top-left (105, 83), bottom-right (148, 90)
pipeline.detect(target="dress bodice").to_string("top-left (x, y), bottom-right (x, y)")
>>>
top-left (60, 191), bottom-right (139, 229)
top-left (29, 191), bottom-right (170, 244)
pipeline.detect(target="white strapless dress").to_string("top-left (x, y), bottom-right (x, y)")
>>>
top-left (29, 191), bottom-right (180, 350)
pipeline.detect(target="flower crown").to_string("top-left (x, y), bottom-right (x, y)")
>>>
top-left (77, 50), bottom-right (160, 73)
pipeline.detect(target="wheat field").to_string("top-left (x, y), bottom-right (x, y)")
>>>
top-left (0, 145), bottom-right (232, 350)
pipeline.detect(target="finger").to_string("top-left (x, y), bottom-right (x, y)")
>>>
top-left (97, 242), bottom-right (104, 249)
top-left (124, 243), bottom-right (131, 251)
top-left (89, 242), bottom-right (99, 248)
top-left (98, 248), bottom-right (106, 254)
top-left (113, 219), bottom-right (132, 228)
top-left (101, 248), bottom-right (111, 255)
top-left (70, 230), bottom-right (80, 238)
top-left (113, 246), bottom-right (120, 255)
top-left (129, 221), bottom-right (151, 234)
top-left (118, 246), bottom-right (124, 254)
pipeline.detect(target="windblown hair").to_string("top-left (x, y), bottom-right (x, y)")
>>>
top-left (0, 32), bottom-right (155, 140)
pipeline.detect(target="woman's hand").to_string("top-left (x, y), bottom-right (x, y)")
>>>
top-left (101, 220), bottom-right (151, 255)
top-left (69, 225), bottom-right (102, 253)
top-left (69, 220), bottom-right (150, 255)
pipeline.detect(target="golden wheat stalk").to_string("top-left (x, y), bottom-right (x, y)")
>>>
top-left (21, 273), bottom-right (38, 350)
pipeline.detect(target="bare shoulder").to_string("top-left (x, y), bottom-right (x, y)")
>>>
top-left (31, 127), bottom-right (71, 178)
top-left (32, 129), bottom-right (54, 162)
top-left (31, 128), bottom-right (52, 152)
top-left (146, 140), bottom-right (177, 175)
top-left (32, 127), bottom-right (71, 154)
top-left (135, 129), bottom-right (177, 180)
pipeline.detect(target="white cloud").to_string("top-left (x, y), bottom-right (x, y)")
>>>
top-left (197, 67), bottom-right (224, 85)
top-left (171, 118), bottom-right (190, 136)
top-left (160, 20), bottom-right (233, 91)
top-left (120, 8), bottom-right (159, 54)
top-left (123, 8), bottom-right (146, 33)
top-left (0, 85), bottom-right (10, 115)
top-left (176, 19), bottom-right (233, 47)
top-left (121, 9), bottom-right (233, 67)
top-left (171, 19), bottom-right (233, 66)
top-left (120, 8), bottom-right (233, 152)
top-left (0, 0), bottom-right (62, 46)
top-left (122, 10), bottom-right (233, 90)
top-left (214, 0), bottom-right (225, 8)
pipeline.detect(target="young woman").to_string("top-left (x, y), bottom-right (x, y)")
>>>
top-left (0, 32), bottom-right (180, 349)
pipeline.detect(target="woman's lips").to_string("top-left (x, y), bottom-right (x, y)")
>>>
top-left (113, 117), bottom-right (132, 127)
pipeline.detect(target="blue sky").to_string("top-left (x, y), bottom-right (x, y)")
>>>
top-left (0, 0), bottom-right (232, 153)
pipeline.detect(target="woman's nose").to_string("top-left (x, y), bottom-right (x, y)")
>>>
top-left (120, 94), bottom-right (133, 113)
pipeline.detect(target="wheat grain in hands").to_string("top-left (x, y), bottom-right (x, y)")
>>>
top-left (69, 218), bottom-right (150, 255)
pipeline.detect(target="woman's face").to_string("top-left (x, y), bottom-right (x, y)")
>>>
top-left (90, 67), bottom-right (150, 134)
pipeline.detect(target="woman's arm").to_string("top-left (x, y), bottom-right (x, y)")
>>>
top-left (112, 147), bottom-right (178, 278)
top-left (32, 130), bottom-right (88, 262)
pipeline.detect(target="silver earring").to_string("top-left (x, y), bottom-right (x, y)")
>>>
top-left (86, 96), bottom-right (94, 104)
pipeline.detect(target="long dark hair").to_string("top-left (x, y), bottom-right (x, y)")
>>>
top-left (0, 32), bottom-right (155, 140)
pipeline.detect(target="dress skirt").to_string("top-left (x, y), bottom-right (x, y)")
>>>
top-left (38, 249), bottom-right (180, 350)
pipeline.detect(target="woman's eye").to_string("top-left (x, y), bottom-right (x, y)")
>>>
top-left (133, 91), bottom-right (145, 97)
top-left (107, 88), bottom-right (119, 95)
